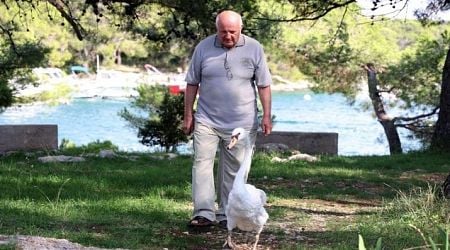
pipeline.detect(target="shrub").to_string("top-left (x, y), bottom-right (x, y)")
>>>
top-left (119, 84), bottom-right (188, 152)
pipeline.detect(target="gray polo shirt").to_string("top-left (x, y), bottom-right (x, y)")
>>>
top-left (185, 34), bottom-right (272, 130)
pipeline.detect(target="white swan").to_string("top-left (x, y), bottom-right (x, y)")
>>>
top-left (224, 128), bottom-right (269, 250)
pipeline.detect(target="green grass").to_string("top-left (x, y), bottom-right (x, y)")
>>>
top-left (0, 149), bottom-right (449, 249)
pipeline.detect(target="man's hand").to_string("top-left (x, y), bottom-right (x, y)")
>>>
top-left (257, 85), bottom-right (272, 136)
top-left (260, 116), bottom-right (272, 136)
top-left (183, 84), bottom-right (199, 135)
top-left (182, 115), bottom-right (195, 135)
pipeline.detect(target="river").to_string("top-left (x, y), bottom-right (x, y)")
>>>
top-left (0, 91), bottom-right (421, 155)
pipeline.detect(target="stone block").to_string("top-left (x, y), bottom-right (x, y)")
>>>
top-left (0, 125), bottom-right (58, 153)
top-left (256, 131), bottom-right (338, 155)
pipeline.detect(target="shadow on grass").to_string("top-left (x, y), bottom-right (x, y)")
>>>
top-left (0, 198), bottom-right (203, 249)
top-left (1, 151), bottom-right (448, 249)
top-left (0, 155), bottom-right (192, 202)
top-left (269, 204), bottom-right (376, 217)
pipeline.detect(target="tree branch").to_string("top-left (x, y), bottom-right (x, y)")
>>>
top-left (393, 106), bottom-right (439, 122)
top-left (377, 86), bottom-right (395, 93)
top-left (329, 5), bottom-right (349, 46)
top-left (253, 0), bottom-right (356, 23)
top-left (396, 123), bottom-right (432, 133)
top-left (0, 24), bottom-right (17, 53)
top-left (46, 0), bottom-right (85, 40)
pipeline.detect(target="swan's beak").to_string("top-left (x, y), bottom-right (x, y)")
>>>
top-left (227, 134), bottom-right (239, 150)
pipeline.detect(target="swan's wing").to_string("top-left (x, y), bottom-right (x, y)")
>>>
top-left (244, 184), bottom-right (267, 205)
top-left (227, 185), bottom-right (269, 232)
top-left (259, 189), bottom-right (267, 205)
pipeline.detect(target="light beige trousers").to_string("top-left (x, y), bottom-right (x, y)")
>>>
top-left (192, 122), bottom-right (256, 222)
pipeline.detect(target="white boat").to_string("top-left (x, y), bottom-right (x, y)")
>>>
top-left (144, 64), bottom-right (186, 94)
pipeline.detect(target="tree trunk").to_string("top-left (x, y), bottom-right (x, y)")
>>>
top-left (364, 63), bottom-right (403, 154)
top-left (115, 48), bottom-right (122, 65)
top-left (431, 48), bottom-right (450, 151)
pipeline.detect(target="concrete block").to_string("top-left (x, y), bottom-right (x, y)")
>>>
top-left (0, 125), bottom-right (58, 153)
top-left (256, 131), bottom-right (338, 155)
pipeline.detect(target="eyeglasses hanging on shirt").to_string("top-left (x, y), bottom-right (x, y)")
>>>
top-left (224, 51), bottom-right (233, 80)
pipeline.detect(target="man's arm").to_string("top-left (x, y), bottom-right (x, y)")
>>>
top-left (257, 85), bottom-right (272, 136)
top-left (183, 84), bottom-right (199, 135)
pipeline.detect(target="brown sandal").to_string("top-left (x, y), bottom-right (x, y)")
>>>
top-left (218, 220), bottom-right (227, 229)
top-left (188, 216), bottom-right (213, 228)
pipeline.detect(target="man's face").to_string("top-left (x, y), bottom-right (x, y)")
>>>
top-left (217, 17), bottom-right (241, 49)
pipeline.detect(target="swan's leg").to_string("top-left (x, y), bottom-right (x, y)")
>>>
top-left (252, 233), bottom-right (260, 250)
top-left (252, 227), bottom-right (264, 250)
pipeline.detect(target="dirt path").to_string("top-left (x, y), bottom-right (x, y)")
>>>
top-left (0, 197), bottom-right (379, 249)
top-left (179, 197), bottom-right (381, 249)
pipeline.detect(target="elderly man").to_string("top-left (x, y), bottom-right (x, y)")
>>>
top-left (183, 10), bottom-right (272, 228)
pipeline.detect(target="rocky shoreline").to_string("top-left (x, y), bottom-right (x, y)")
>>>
top-left (18, 69), bottom-right (311, 100)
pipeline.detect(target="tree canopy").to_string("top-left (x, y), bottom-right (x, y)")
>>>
top-left (4, 0), bottom-right (447, 41)
top-left (1, 0), bottom-right (450, 151)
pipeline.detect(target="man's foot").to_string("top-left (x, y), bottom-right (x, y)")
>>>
top-left (187, 216), bottom-right (214, 228)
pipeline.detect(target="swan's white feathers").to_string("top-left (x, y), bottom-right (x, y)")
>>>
top-left (227, 184), bottom-right (268, 231)
top-left (224, 127), bottom-right (268, 249)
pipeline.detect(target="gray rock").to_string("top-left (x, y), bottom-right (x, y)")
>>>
top-left (98, 149), bottom-right (116, 158)
top-left (0, 235), bottom-right (127, 250)
top-left (38, 155), bottom-right (85, 163)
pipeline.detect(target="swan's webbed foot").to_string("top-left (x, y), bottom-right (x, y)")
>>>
top-left (222, 232), bottom-right (236, 249)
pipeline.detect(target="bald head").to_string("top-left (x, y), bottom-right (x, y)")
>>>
top-left (215, 10), bottom-right (243, 48)
top-left (215, 10), bottom-right (243, 29)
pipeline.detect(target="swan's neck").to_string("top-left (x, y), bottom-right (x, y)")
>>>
top-left (233, 137), bottom-right (253, 188)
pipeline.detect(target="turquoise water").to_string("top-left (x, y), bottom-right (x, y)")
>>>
top-left (0, 91), bottom-right (421, 155)
top-left (272, 91), bottom-right (420, 155)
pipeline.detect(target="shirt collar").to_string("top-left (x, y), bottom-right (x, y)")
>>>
top-left (214, 34), bottom-right (245, 48)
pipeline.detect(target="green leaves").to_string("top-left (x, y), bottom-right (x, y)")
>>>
top-left (358, 234), bottom-right (382, 250)
top-left (294, 21), bottom-right (362, 96)
top-left (119, 84), bottom-right (188, 153)
top-left (0, 41), bottom-right (49, 110)
top-left (379, 35), bottom-right (449, 108)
